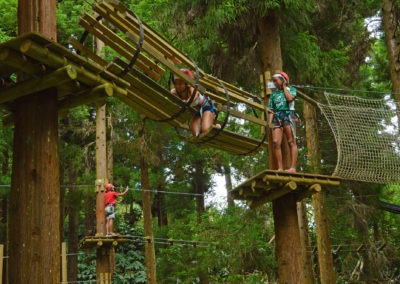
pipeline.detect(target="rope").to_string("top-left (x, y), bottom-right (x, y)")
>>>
top-left (238, 96), bottom-right (269, 156)
top-left (294, 85), bottom-right (400, 96)
top-left (318, 92), bottom-right (400, 183)
top-left (119, 12), bottom-right (144, 77)
top-left (0, 184), bottom-right (205, 196)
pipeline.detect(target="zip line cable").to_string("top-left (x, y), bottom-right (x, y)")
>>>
top-left (0, 184), bottom-right (205, 197)
top-left (293, 85), bottom-right (400, 96)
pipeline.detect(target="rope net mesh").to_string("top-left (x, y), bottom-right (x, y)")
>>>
top-left (318, 93), bottom-right (400, 183)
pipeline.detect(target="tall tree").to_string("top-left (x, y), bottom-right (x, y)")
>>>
top-left (9, 1), bottom-right (60, 283)
top-left (382, 0), bottom-right (400, 99)
top-left (138, 119), bottom-right (157, 284)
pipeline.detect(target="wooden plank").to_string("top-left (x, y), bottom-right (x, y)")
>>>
top-left (81, 13), bottom-right (164, 76)
top-left (0, 48), bottom-right (46, 76)
top-left (249, 181), bottom-right (298, 208)
top-left (217, 104), bottom-right (267, 126)
top-left (18, 36), bottom-right (130, 88)
top-left (0, 65), bottom-right (77, 104)
top-left (61, 242), bottom-right (68, 284)
top-left (106, 1), bottom-right (183, 64)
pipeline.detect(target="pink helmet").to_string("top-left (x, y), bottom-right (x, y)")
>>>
top-left (278, 71), bottom-right (289, 83)
top-left (174, 68), bottom-right (194, 82)
top-left (105, 183), bottom-right (114, 191)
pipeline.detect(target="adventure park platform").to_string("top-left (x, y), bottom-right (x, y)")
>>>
top-left (230, 170), bottom-right (341, 208)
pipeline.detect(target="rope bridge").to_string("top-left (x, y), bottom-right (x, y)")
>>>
top-left (318, 92), bottom-right (400, 184)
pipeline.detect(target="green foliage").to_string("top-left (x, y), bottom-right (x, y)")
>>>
top-left (0, 0), bottom-right (17, 39)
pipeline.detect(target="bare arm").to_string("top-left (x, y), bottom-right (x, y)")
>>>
top-left (119, 186), bottom-right (129, 196)
top-left (283, 83), bottom-right (295, 102)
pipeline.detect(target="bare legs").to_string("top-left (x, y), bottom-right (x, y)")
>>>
top-left (283, 125), bottom-right (298, 169)
top-left (190, 111), bottom-right (215, 136)
top-left (271, 125), bottom-right (298, 170)
top-left (106, 218), bottom-right (115, 235)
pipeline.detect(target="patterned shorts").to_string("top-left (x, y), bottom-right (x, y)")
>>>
top-left (105, 205), bottom-right (115, 220)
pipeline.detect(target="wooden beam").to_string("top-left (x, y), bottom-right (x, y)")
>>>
top-left (0, 65), bottom-right (77, 104)
top-left (0, 48), bottom-right (46, 76)
top-left (249, 181), bottom-right (298, 208)
top-left (262, 173), bottom-right (340, 186)
top-left (296, 183), bottom-right (322, 202)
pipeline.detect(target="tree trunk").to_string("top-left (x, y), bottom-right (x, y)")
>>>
top-left (107, 114), bottom-right (114, 183)
top-left (258, 10), bottom-right (306, 283)
top-left (297, 201), bottom-right (315, 284)
top-left (139, 121), bottom-right (157, 284)
top-left (304, 101), bottom-right (336, 284)
top-left (193, 160), bottom-right (206, 221)
top-left (10, 89), bottom-right (60, 283)
top-left (9, 1), bottom-right (60, 283)
top-left (155, 178), bottom-right (168, 227)
top-left (381, 0), bottom-right (400, 100)
top-left (67, 169), bottom-right (79, 282)
top-left (273, 195), bottom-right (306, 283)
top-left (224, 164), bottom-right (234, 208)
top-left (95, 100), bottom-right (112, 281)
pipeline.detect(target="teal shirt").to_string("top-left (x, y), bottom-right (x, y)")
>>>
top-left (268, 86), bottom-right (297, 111)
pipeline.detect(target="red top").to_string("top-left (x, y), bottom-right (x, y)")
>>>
top-left (104, 191), bottom-right (120, 206)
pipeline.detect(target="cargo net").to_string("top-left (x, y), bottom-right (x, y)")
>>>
top-left (318, 93), bottom-right (400, 184)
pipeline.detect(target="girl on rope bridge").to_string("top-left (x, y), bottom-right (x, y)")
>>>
top-left (268, 71), bottom-right (299, 173)
top-left (171, 68), bottom-right (218, 136)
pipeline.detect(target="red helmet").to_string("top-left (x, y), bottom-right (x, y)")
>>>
top-left (105, 183), bottom-right (114, 191)
top-left (174, 68), bottom-right (194, 82)
top-left (278, 71), bottom-right (289, 83)
top-left (180, 68), bottom-right (194, 79)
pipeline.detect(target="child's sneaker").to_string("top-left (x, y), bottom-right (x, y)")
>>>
top-left (285, 168), bottom-right (297, 173)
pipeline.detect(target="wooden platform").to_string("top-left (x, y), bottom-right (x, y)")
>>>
top-left (78, 235), bottom-right (134, 250)
top-left (230, 170), bottom-right (341, 208)
top-left (0, 32), bottom-right (128, 115)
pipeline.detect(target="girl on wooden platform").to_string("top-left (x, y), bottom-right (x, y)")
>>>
top-left (268, 71), bottom-right (299, 173)
top-left (171, 68), bottom-right (217, 136)
top-left (105, 183), bottom-right (129, 236)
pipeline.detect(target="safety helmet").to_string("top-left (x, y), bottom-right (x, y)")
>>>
top-left (174, 68), bottom-right (194, 82)
top-left (278, 71), bottom-right (289, 83)
top-left (105, 183), bottom-right (114, 191)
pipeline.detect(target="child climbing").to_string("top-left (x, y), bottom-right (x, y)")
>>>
top-left (171, 68), bottom-right (217, 136)
top-left (104, 183), bottom-right (129, 236)
top-left (268, 71), bottom-right (298, 173)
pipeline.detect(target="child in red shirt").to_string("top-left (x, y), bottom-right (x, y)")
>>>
top-left (104, 183), bottom-right (129, 236)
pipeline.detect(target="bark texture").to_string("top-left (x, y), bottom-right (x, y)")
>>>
top-left (139, 121), bottom-right (157, 284)
top-left (258, 10), bottom-right (306, 284)
top-left (10, 90), bottom-right (60, 283)
top-left (10, 1), bottom-right (60, 282)
top-left (304, 101), bottom-right (336, 283)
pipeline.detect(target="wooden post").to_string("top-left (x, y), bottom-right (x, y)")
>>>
top-left (297, 201), bottom-right (315, 284)
top-left (95, 100), bottom-right (112, 282)
top-left (139, 120), bottom-right (157, 284)
top-left (304, 101), bottom-right (336, 283)
top-left (258, 10), bottom-right (306, 283)
top-left (9, 2), bottom-right (60, 283)
top-left (0, 244), bottom-right (3, 284)
top-left (61, 242), bottom-right (68, 284)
